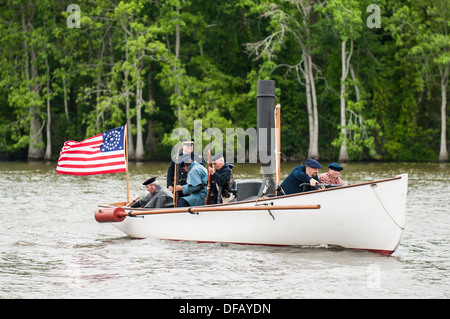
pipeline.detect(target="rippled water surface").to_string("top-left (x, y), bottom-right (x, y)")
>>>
top-left (1, 161), bottom-right (449, 298)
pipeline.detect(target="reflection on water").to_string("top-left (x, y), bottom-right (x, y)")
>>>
top-left (0, 161), bottom-right (449, 298)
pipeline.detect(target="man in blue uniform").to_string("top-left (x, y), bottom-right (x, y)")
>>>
top-left (278, 159), bottom-right (323, 195)
top-left (174, 157), bottom-right (208, 207)
top-left (167, 138), bottom-right (204, 203)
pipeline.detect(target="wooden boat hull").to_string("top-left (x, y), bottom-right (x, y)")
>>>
top-left (96, 174), bottom-right (408, 255)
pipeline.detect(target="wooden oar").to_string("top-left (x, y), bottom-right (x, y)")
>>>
top-left (299, 183), bottom-right (343, 190)
top-left (95, 204), bottom-right (321, 223)
top-left (128, 204), bottom-right (321, 216)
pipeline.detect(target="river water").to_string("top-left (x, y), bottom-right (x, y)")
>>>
top-left (0, 161), bottom-right (448, 299)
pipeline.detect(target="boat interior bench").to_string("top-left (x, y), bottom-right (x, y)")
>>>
top-left (236, 179), bottom-right (263, 201)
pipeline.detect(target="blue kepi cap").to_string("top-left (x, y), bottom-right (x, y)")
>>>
top-left (305, 159), bottom-right (322, 169)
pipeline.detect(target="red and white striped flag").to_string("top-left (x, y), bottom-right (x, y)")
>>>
top-left (56, 125), bottom-right (127, 176)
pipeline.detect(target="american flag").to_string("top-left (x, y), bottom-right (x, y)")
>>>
top-left (56, 125), bottom-right (127, 175)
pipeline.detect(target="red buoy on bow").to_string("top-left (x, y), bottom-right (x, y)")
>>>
top-left (94, 207), bottom-right (126, 223)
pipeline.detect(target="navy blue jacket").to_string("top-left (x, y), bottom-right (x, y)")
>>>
top-left (279, 165), bottom-right (319, 195)
top-left (210, 163), bottom-right (236, 203)
top-left (167, 152), bottom-right (204, 188)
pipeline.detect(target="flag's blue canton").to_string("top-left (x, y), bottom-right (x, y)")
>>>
top-left (100, 126), bottom-right (125, 152)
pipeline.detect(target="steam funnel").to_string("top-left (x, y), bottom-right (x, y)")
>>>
top-left (257, 80), bottom-right (276, 197)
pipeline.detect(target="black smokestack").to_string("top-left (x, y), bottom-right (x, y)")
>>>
top-left (257, 80), bottom-right (275, 197)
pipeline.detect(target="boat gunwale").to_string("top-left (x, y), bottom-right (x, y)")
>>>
top-left (98, 175), bottom-right (404, 212)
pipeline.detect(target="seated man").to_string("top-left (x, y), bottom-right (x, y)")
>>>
top-left (131, 177), bottom-right (173, 208)
top-left (319, 162), bottom-right (344, 186)
top-left (167, 138), bottom-right (205, 193)
top-left (278, 159), bottom-right (323, 195)
top-left (207, 153), bottom-right (236, 204)
top-left (174, 157), bottom-right (208, 207)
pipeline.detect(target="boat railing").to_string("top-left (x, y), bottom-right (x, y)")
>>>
top-left (298, 183), bottom-right (343, 193)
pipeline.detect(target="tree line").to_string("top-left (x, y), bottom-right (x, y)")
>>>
top-left (0, 0), bottom-right (448, 163)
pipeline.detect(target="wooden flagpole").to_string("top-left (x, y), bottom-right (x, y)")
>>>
top-left (125, 124), bottom-right (130, 203)
top-left (275, 103), bottom-right (281, 194)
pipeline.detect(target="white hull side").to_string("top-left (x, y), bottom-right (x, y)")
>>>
top-left (111, 174), bottom-right (408, 253)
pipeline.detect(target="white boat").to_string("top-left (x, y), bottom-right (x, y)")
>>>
top-left (95, 174), bottom-right (408, 255)
top-left (94, 81), bottom-right (408, 255)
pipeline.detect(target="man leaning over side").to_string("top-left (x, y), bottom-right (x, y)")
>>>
top-left (278, 159), bottom-right (324, 195)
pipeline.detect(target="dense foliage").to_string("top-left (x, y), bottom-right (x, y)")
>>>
top-left (0, 0), bottom-right (448, 162)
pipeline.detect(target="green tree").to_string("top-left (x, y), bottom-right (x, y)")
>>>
top-left (388, 0), bottom-right (449, 161)
top-left (112, 0), bottom-right (168, 161)
top-left (0, 0), bottom-right (59, 160)
top-left (246, 0), bottom-right (323, 159)
top-left (318, 0), bottom-right (364, 162)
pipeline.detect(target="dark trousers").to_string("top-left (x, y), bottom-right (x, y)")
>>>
top-left (178, 197), bottom-right (190, 207)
